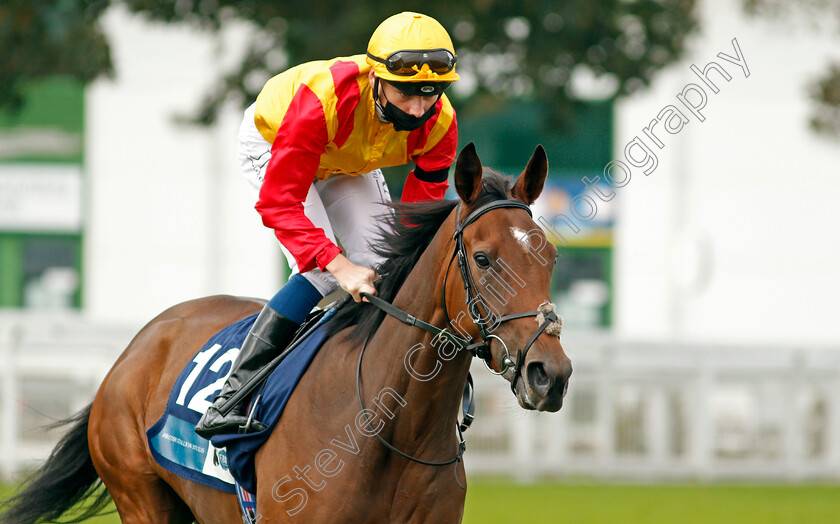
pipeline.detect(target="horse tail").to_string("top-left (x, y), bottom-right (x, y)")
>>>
top-left (0, 403), bottom-right (112, 524)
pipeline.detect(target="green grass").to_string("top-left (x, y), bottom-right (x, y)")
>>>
top-left (463, 480), bottom-right (840, 524)
top-left (3, 480), bottom-right (839, 523)
top-left (0, 483), bottom-right (120, 524)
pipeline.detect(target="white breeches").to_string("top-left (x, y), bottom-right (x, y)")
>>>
top-left (237, 103), bottom-right (392, 296)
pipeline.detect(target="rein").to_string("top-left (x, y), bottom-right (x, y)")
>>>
top-left (355, 198), bottom-right (561, 476)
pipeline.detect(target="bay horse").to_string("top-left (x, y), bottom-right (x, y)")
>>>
top-left (1, 143), bottom-right (572, 523)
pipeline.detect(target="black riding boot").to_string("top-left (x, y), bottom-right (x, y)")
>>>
top-left (195, 306), bottom-right (299, 438)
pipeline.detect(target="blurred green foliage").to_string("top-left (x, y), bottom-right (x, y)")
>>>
top-left (2, 0), bottom-right (699, 128)
top-left (3, 1), bottom-right (838, 136)
top-left (0, 1), bottom-right (112, 115)
top-left (124, 0), bottom-right (700, 126)
top-left (809, 64), bottom-right (840, 136)
top-left (742, 0), bottom-right (840, 137)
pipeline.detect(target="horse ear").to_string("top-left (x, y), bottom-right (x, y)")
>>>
top-left (454, 142), bottom-right (483, 205)
top-left (512, 145), bottom-right (548, 205)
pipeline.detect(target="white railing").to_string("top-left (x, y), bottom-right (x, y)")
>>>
top-left (2, 314), bottom-right (839, 482)
top-left (467, 331), bottom-right (840, 481)
top-left (0, 312), bottom-right (138, 479)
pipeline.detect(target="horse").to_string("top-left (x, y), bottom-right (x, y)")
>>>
top-left (1, 143), bottom-right (572, 523)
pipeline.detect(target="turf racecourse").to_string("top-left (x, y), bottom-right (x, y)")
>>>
top-left (2, 480), bottom-right (839, 523)
top-left (463, 480), bottom-right (840, 524)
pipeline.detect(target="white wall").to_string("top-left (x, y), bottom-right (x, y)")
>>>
top-left (84, 6), bottom-right (282, 323)
top-left (614, 0), bottom-right (840, 345)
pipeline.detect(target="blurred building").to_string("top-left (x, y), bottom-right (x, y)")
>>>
top-left (613, 0), bottom-right (840, 346)
top-left (1, 6), bottom-right (281, 324)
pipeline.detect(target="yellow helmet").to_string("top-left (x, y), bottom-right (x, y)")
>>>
top-left (366, 12), bottom-right (460, 87)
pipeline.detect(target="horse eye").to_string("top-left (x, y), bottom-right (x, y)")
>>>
top-left (473, 253), bottom-right (491, 269)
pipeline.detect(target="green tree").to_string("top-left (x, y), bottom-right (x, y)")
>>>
top-left (0, 1), bottom-right (112, 114)
top-left (743, 0), bottom-right (840, 136)
top-left (3, 0), bottom-right (699, 126)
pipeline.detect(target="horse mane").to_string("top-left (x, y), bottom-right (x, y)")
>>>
top-left (326, 170), bottom-right (513, 344)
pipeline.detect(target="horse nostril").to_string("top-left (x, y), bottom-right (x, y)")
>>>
top-left (527, 362), bottom-right (550, 391)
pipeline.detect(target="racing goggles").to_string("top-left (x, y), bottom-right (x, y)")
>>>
top-left (367, 48), bottom-right (456, 76)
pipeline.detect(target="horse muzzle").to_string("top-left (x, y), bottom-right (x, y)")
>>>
top-left (511, 343), bottom-right (572, 412)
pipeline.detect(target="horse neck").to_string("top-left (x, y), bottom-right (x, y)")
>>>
top-left (365, 210), bottom-right (472, 448)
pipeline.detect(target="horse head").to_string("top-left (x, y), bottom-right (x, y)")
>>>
top-left (448, 143), bottom-right (572, 412)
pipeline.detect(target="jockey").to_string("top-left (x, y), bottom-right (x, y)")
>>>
top-left (196, 12), bottom-right (459, 438)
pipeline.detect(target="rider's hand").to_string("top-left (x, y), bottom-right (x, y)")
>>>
top-left (325, 254), bottom-right (378, 302)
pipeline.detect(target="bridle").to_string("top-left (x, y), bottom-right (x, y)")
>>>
top-left (356, 198), bottom-right (561, 475)
top-left (443, 200), bottom-right (560, 389)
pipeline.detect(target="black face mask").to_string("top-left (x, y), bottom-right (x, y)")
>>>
top-left (375, 78), bottom-right (438, 132)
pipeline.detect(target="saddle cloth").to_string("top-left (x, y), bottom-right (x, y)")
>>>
top-left (146, 312), bottom-right (330, 494)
